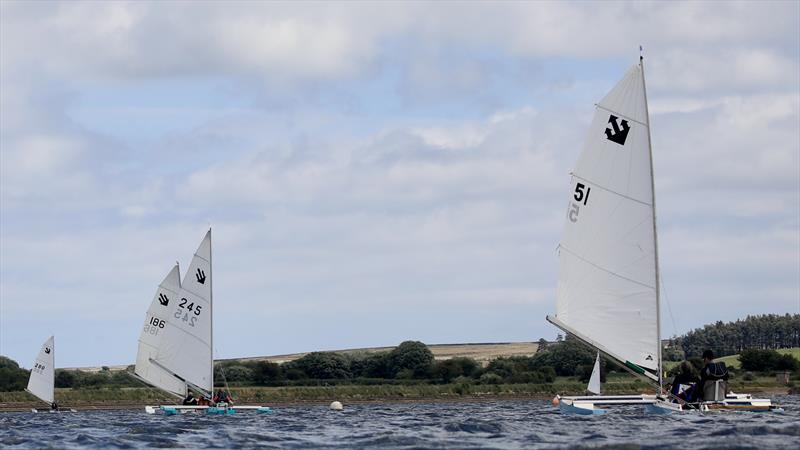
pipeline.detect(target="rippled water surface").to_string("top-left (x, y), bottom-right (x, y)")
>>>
top-left (2, 396), bottom-right (798, 449)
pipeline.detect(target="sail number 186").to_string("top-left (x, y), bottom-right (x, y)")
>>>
top-left (569, 183), bottom-right (591, 223)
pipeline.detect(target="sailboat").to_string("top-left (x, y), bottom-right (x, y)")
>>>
top-left (26, 336), bottom-right (55, 412)
top-left (546, 56), bottom-right (778, 414)
top-left (26, 336), bottom-right (74, 413)
top-left (135, 229), bottom-right (271, 415)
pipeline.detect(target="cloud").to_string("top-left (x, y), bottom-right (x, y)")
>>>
top-left (1, 1), bottom-right (797, 366)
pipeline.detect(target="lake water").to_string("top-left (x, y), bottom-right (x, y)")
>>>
top-left (1, 396), bottom-right (798, 449)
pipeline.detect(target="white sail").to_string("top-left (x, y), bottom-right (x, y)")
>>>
top-left (553, 64), bottom-right (659, 372)
top-left (134, 232), bottom-right (213, 395)
top-left (587, 352), bottom-right (601, 395)
top-left (134, 264), bottom-right (187, 397)
top-left (26, 336), bottom-right (55, 404)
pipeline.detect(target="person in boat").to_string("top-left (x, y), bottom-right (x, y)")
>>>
top-left (182, 392), bottom-right (198, 405)
top-left (696, 349), bottom-right (729, 401)
top-left (667, 361), bottom-right (698, 402)
top-left (50, 401), bottom-right (59, 411)
top-left (197, 395), bottom-right (211, 406)
top-left (213, 389), bottom-right (233, 405)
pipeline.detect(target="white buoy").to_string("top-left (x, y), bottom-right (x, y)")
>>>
top-left (329, 401), bottom-right (343, 411)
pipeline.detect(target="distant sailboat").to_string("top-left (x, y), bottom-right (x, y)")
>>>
top-left (587, 353), bottom-right (601, 395)
top-left (135, 229), bottom-right (270, 415)
top-left (546, 57), bottom-right (778, 414)
top-left (26, 336), bottom-right (55, 410)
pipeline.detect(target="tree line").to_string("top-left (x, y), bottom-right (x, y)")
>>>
top-left (678, 314), bottom-right (799, 358)
top-left (2, 339), bottom-right (602, 392)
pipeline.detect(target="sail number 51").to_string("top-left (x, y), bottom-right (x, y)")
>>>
top-left (569, 183), bottom-right (591, 223)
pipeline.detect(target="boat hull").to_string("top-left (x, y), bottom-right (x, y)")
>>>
top-left (147, 405), bottom-right (273, 415)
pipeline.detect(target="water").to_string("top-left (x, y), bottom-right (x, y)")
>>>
top-left (1, 397), bottom-right (798, 449)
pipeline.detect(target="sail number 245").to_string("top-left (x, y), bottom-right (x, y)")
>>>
top-left (174, 298), bottom-right (202, 327)
top-left (569, 182), bottom-right (591, 223)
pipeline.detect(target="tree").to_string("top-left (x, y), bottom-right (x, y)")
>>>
top-left (435, 357), bottom-right (480, 383)
top-left (286, 352), bottom-right (351, 379)
top-left (0, 356), bottom-right (28, 391)
top-left (387, 341), bottom-right (435, 379)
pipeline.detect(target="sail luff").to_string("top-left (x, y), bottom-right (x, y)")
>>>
top-left (639, 56), bottom-right (663, 394)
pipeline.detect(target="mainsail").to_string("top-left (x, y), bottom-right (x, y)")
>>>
top-left (26, 336), bottom-right (55, 404)
top-left (135, 230), bottom-right (214, 395)
top-left (549, 62), bottom-right (660, 377)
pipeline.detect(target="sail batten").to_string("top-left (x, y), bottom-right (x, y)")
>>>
top-left (554, 63), bottom-right (660, 372)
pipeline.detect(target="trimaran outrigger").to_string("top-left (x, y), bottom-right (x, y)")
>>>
top-left (546, 55), bottom-right (780, 415)
top-left (134, 229), bottom-right (271, 415)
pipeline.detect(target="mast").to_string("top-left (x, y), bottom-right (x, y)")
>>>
top-left (639, 53), bottom-right (663, 394)
top-left (209, 227), bottom-right (214, 393)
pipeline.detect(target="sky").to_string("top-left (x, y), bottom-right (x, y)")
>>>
top-left (1, 1), bottom-right (798, 368)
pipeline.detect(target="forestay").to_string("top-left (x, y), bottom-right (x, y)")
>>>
top-left (554, 64), bottom-right (659, 372)
top-left (135, 231), bottom-right (214, 395)
top-left (26, 336), bottom-right (55, 404)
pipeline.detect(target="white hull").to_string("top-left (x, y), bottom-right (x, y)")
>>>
top-left (556, 393), bottom-right (780, 415)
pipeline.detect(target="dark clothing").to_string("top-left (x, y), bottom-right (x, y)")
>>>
top-left (697, 361), bottom-right (728, 401)
top-left (182, 395), bottom-right (198, 405)
top-left (669, 372), bottom-right (698, 400)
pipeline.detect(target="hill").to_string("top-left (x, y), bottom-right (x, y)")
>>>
top-left (65, 342), bottom-right (540, 372)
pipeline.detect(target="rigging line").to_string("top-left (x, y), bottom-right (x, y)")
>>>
top-left (659, 269), bottom-right (679, 338)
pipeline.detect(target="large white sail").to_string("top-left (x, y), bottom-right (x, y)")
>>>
top-left (160, 230), bottom-right (213, 393)
top-left (134, 264), bottom-right (187, 397)
top-left (26, 336), bottom-right (55, 404)
top-left (552, 63), bottom-right (659, 373)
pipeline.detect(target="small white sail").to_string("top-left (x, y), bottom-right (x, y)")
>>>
top-left (587, 352), bottom-right (601, 395)
top-left (26, 336), bottom-right (55, 404)
top-left (135, 264), bottom-right (187, 397)
top-left (553, 64), bottom-right (659, 372)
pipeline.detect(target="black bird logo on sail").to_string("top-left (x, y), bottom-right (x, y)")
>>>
top-left (196, 268), bottom-right (206, 284)
top-left (605, 115), bottom-right (630, 145)
top-left (44, 347), bottom-right (51, 354)
top-left (158, 293), bottom-right (169, 306)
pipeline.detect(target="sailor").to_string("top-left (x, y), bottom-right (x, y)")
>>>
top-left (213, 390), bottom-right (233, 405)
top-left (197, 395), bottom-right (211, 406)
top-left (697, 350), bottom-right (729, 401)
top-left (50, 401), bottom-right (59, 411)
top-left (182, 392), bottom-right (198, 405)
top-left (668, 361), bottom-right (697, 401)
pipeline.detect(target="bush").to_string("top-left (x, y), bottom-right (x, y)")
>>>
top-left (387, 341), bottom-right (434, 379)
top-left (286, 352), bottom-right (351, 379)
top-left (435, 357), bottom-right (481, 383)
top-left (479, 373), bottom-right (503, 385)
top-left (740, 349), bottom-right (799, 372)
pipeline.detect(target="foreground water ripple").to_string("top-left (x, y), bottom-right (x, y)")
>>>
top-left (1, 396), bottom-right (798, 449)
